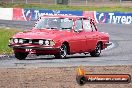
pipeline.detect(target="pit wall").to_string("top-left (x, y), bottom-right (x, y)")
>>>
top-left (0, 8), bottom-right (132, 24)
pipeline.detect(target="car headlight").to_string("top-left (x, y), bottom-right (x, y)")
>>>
top-left (38, 40), bottom-right (55, 46)
top-left (50, 40), bottom-right (55, 46)
top-left (19, 39), bottom-right (23, 44)
top-left (9, 38), bottom-right (14, 44)
top-left (13, 39), bottom-right (18, 43)
top-left (39, 40), bottom-right (44, 45)
top-left (45, 40), bottom-right (50, 45)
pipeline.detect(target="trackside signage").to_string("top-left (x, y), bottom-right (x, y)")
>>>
top-left (76, 66), bottom-right (131, 86)
top-left (95, 12), bottom-right (132, 24)
top-left (0, 8), bottom-right (131, 24)
top-left (23, 9), bottom-right (83, 21)
top-left (12, 8), bottom-right (83, 21)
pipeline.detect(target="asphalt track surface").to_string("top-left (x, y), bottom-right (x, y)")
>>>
top-left (0, 20), bottom-right (132, 68)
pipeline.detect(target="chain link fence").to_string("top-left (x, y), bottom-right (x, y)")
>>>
top-left (0, 0), bottom-right (131, 5)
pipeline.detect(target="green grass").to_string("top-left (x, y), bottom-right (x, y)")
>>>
top-left (0, 2), bottom-right (132, 12)
top-left (0, 28), bottom-right (21, 54)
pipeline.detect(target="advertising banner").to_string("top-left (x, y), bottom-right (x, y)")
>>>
top-left (23, 9), bottom-right (83, 21)
top-left (11, 8), bottom-right (132, 24)
top-left (95, 12), bottom-right (132, 24)
top-left (83, 11), bottom-right (96, 23)
top-left (13, 8), bottom-right (83, 21)
top-left (13, 8), bottom-right (26, 21)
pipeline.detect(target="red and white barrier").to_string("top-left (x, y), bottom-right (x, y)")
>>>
top-left (0, 8), bottom-right (13, 20)
top-left (13, 8), bottom-right (26, 21)
top-left (0, 8), bottom-right (131, 24)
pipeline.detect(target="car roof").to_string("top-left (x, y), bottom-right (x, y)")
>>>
top-left (40, 15), bottom-right (89, 19)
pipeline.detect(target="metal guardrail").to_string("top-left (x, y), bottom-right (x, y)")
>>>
top-left (0, 0), bottom-right (131, 5)
top-left (0, 20), bottom-right (35, 29)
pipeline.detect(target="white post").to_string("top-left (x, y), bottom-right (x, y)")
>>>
top-left (12, 0), bottom-right (13, 3)
top-left (69, 0), bottom-right (71, 5)
top-left (120, 0), bottom-right (122, 3)
top-left (55, 0), bottom-right (57, 5)
top-left (86, 0), bottom-right (88, 5)
top-left (26, 0), bottom-right (27, 4)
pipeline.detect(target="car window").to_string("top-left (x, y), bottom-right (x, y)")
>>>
top-left (74, 19), bottom-right (83, 32)
top-left (60, 18), bottom-right (73, 30)
top-left (83, 20), bottom-right (92, 32)
top-left (34, 17), bottom-right (73, 31)
top-left (35, 18), bottom-right (47, 29)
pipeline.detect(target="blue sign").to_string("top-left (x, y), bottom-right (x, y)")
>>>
top-left (95, 12), bottom-right (132, 24)
top-left (24, 9), bottom-right (83, 21)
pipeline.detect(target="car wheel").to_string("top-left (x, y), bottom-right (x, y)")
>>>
top-left (90, 43), bottom-right (102, 57)
top-left (15, 52), bottom-right (28, 60)
top-left (76, 76), bottom-right (87, 86)
top-left (55, 44), bottom-right (67, 59)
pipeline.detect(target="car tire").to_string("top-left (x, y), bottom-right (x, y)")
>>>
top-left (55, 44), bottom-right (67, 59)
top-left (90, 43), bottom-right (102, 57)
top-left (15, 52), bottom-right (28, 60)
top-left (76, 75), bottom-right (87, 86)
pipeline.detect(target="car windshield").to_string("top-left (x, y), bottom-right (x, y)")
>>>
top-left (34, 17), bottom-right (73, 30)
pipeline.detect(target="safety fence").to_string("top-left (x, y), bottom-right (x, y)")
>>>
top-left (0, 8), bottom-right (131, 24)
top-left (0, 0), bottom-right (131, 5)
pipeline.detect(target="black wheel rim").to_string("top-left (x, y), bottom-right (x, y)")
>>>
top-left (60, 44), bottom-right (67, 58)
top-left (79, 77), bottom-right (86, 85)
top-left (96, 44), bottom-right (101, 54)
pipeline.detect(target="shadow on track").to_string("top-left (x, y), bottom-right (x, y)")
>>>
top-left (25, 54), bottom-right (92, 60)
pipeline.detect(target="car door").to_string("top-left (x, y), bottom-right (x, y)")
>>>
top-left (83, 19), bottom-right (98, 51)
top-left (70, 19), bottom-right (87, 53)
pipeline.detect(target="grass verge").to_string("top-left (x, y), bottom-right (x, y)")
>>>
top-left (0, 28), bottom-right (21, 55)
top-left (0, 2), bottom-right (132, 12)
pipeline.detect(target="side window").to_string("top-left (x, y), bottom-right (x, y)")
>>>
top-left (83, 20), bottom-right (92, 32)
top-left (60, 19), bottom-right (73, 30)
top-left (74, 19), bottom-right (83, 31)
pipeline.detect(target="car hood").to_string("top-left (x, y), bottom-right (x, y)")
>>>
top-left (13, 29), bottom-right (68, 40)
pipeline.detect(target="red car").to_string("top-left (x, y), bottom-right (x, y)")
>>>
top-left (9, 15), bottom-right (111, 60)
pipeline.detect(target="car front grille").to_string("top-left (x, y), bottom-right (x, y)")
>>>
top-left (22, 39), bottom-right (41, 45)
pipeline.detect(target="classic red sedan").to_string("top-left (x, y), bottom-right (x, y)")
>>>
top-left (9, 15), bottom-right (111, 60)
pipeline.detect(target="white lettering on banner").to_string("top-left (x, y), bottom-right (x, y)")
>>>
top-left (118, 16), bottom-right (121, 23)
top-left (34, 10), bottom-right (72, 19)
top-left (112, 16), bottom-right (118, 23)
top-left (26, 10), bottom-right (31, 17)
top-left (126, 16), bottom-right (131, 24)
top-left (109, 13), bottom-right (114, 23)
top-left (108, 13), bottom-right (132, 24)
top-left (121, 16), bottom-right (126, 24)
top-left (34, 10), bottom-right (39, 19)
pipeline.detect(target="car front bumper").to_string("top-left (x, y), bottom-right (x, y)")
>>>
top-left (8, 44), bottom-right (60, 51)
